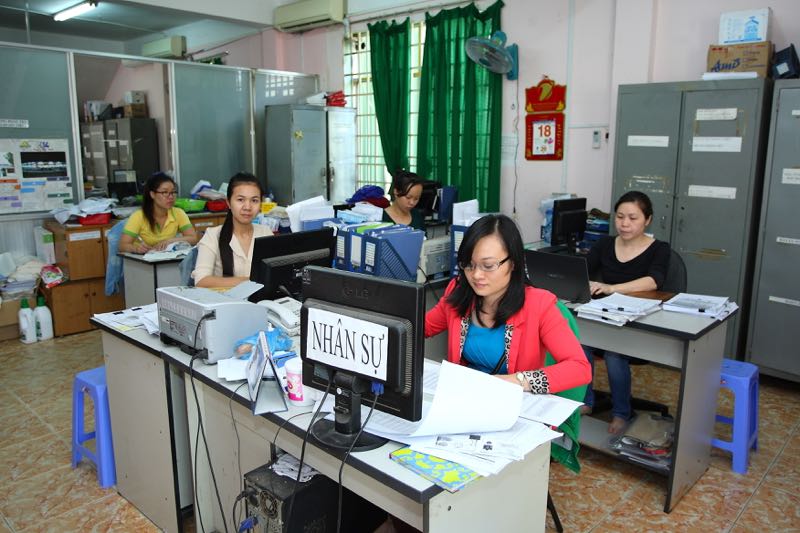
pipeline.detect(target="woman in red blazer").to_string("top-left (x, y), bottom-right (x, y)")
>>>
top-left (425, 214), bottom-right (590, 394)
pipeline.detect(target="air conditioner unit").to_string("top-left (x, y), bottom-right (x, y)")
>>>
top-left (274, 0), bottom-right (344, 33)
top-left (141, 36), bottom-right (186, 59)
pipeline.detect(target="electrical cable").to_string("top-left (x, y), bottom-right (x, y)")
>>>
top-left (228, 381), bottom-right (247, 526)
top-left (284, 379), bottom-right (333, 528)
top-left (336, 388), bottom-right (381, 533)
top-left (512, 76), bottom-right (521, 216)
top-left (188, 313), bottom-right (230, 533)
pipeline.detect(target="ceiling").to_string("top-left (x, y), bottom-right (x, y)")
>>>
top-left (0, 0), bottom-right (265, 43)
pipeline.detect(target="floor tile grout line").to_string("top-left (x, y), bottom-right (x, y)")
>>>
top-left (728, 416), bottom-right (795, 529)
top-left (4, 388), bottom-right (72, 448)
top-left (586, 471), bottom-right (656, 532)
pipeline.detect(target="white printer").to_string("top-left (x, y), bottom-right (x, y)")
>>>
top-left (157, 286), bottom-right (268, 363)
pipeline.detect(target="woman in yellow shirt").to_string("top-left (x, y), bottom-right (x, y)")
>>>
top-left (119, 173), bottom-right (198, 254)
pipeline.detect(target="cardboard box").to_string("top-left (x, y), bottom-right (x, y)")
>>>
top-left (0, 324), bottom-right (18, 342)
top-left (123, 90), bottom-right (146, 105)
top-left (0, 297), bottom-right (36, 328)
top-left (719, 8), bottom-right (770, 45)
top-left (34, 226), bottom-right (56, 265)
top-left (707, 41), bottom-right (773, 78)
top-left (123, 103), bottom-right (148, 118)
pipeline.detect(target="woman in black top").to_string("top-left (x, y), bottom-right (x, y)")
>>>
top-left (583, 191), bottom-right (671, 433)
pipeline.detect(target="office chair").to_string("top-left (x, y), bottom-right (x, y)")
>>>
top-left (545, 301), bottom-right (588, 532)
top-left (591, 249), bottom-right (687, 418)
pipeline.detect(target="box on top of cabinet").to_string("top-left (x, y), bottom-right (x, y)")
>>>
top-left (719, 8), bottom-right (771, 45)
top-left (707, 41), bottom-right (773, 78)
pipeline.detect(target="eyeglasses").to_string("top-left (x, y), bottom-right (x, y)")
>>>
top-left (155, 190), bottom-right (177, 198)
top-left (461, 257), bottom-right (510, 273)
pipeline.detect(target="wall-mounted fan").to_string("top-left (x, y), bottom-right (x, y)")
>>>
top-left (465, 31), bottom-right (519, 80)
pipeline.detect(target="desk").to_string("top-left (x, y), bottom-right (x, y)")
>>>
top-left (575, 307), bottom-right (730, 512)
top-left (120, 252), bottom-right (183, 307)
top-left (92, 317), bottom-right (551, 533)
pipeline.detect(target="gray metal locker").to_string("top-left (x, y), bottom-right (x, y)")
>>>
top-left (265, 104), bottom-right (328, 205)
top-left (612, 79), bottom-right (771, 358)
top-left (104, 118), bottom-right (159, 188)
top-left (79, 122), bottom-right (110, 189)
top-left (747, 80), bottom-right (800, 381)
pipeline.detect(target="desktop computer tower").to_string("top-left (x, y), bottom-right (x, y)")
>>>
top-left (243, 462), bottom-right (385, 533)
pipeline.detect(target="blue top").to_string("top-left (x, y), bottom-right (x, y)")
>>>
top-left (462, 323), bottom-right (507, 374)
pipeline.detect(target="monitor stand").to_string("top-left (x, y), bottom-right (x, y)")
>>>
top-left (310, 373), bottom-right (388, 452)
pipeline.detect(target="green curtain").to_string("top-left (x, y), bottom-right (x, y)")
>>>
top-left (417, 1), bottom-right (503, 211)
top-left (368, 18), bottom-right (411, 175)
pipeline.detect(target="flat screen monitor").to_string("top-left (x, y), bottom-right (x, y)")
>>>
top-left (300, 265), bottom-right (425, 451)
top-left (249, 228), bottom-right (335, 302)
top-left (416, 180), bottom-right (442, 220)
top-left (551, 197), bottom-right (587, 250)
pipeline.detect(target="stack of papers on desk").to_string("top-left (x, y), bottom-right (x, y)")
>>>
top-left (662, 293), bottom-right (737, 319)
top-left (94, 303), bottom-right (159, 333)
top-left (575, 293), bottom-right (662, 326)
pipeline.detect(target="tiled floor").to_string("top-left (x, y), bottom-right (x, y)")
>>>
top-left (0, 331), bottom-right (798, 532)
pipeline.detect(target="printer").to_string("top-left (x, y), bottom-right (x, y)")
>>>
top-left (157, 286), bottom-right (268, 363)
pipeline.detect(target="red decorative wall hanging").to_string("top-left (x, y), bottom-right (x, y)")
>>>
top-left (526, 76), bottom-right (567, 113)
top-left (525, 112), bottom-right (564, 160)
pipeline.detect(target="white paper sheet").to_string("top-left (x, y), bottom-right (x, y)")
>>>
top-left (286, 196), bottom-right (326, 233)
top-left (225, 280), bottom-right (264, 300)
top-left (519, 394), bottom-right (584, 426)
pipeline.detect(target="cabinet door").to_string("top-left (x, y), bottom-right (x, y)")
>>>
top-left (748, 84), bottom-right (800, 376)
top-left (327, 108), bottom-right (357, 204)
top-left (89, 278), bottom-right (126, 315)
top-left (190, 215), bottom-right (219, 239)
top-left (612, 87), bottom-right (682, 242)
top-left (48, 282), bottom-right (91, 337)
top-left (290, 107), bottom-right (328, 203)
top-left (673, 88), bottom-right (761, 298)
top-left (65, 228), bottom-right (106, 280)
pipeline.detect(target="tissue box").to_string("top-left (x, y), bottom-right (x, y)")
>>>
top-left (34, 226), bottom-right (56, 265)
top-left (719, 8), bottom-right (770, 45)
top-left (707, 41), bottom-right (773, 78)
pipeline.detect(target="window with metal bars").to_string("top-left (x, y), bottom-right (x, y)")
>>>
top-left (343, 22), bottom-right (425, 193)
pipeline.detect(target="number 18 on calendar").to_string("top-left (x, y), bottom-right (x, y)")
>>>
top-left (525, 113), bottom-right (564, 161)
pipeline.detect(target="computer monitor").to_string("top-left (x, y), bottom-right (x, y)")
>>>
top-left (249, 228), bottom-right (335, 302)
top-left (551, 197), bottom-right (587, 251)
top-left (416, 180), bottom-right (442, 220)
top-left (300, 265), bottom-right (425, 451)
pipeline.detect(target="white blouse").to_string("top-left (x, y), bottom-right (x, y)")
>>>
top-left (192, 224), bottom-right (274, 284)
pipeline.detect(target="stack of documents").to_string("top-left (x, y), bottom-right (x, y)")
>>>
top-left (662, 293), bottom-right (738, 319)
top-left (575, 293), bottom-right (662, 326)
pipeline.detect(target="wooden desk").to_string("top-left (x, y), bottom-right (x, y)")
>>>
top-left (575, 307), bottom-right (732, 512)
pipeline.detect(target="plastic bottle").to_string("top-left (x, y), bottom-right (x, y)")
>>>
top-left (34, 296), bottom-right (54, 341)
top-left (17, 298), bottom-right (37, 344)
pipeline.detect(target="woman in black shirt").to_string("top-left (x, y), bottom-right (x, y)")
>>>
top-left (583, 191), bottom-right (670, 433)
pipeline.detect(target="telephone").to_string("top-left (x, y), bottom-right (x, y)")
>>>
top-left (258, 296), bottom-right (302, 336)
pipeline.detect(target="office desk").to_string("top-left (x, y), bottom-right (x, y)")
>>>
top-left (92, 315), bottom-right (551, 533)
top-left (575, 308), bottom-right (731, 512)
top-left (94, 323), bottom-right (193, 533)
top-left (120, 252), bottom-right (183, 307)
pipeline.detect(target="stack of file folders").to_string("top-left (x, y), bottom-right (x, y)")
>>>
top-left (575, 293), bottom-right (662, 326)
top-left (662, 293), bottom-right (737, 319)
top-left (609, 411), bottom-right (674, 472)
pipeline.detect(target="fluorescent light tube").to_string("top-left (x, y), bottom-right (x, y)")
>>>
top-left (54, 1), bottom-right (97, 21)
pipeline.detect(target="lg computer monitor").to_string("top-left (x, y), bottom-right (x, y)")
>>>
top-left (551, 197), bottom-right (587, 251)
top-left (300, 265), bottom-right (425, 451)
top-left (249, 228), bottom-right (335, 302)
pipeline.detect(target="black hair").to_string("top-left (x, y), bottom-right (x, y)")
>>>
top-left (615, 190), bottom-right (653, 220)
top-left (219, 172), bottom-right (264, 276)
top-left (446, 214), bottom-right (529, 327)
top-left (390, 169), bottom-right (424, 199)
top-left (142, 172), bottom-right (175, 231)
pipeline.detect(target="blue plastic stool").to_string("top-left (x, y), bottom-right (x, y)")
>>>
top-left (711, 359), bottom-right (759, 474)
top-left (71, 366), bottom-right (116, 488)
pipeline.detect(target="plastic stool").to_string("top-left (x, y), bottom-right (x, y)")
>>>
top-left (71, 366), bottom-right (116, 488)
top-left (711, 359), bottom-right (759, 474)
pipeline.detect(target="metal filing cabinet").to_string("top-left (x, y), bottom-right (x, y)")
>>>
top-left (265, 104), bottom-right (328, 205)
top-left (611, 79), bottom-right (772, 358)
top-left (104, 118), bottom-right (159, 188)
top-left (80, 122), bottom-right (110, 190)
top-left (747, 80), bottom-right (800, 381)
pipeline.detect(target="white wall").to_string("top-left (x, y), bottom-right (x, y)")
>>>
top-left (264, 0), bottom-right (800, 242)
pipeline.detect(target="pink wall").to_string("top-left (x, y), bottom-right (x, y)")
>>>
top-left (104, 62), bottom-right (172, 173)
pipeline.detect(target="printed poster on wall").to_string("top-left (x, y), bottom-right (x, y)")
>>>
top-left (0, 139), bottom-right (74, 214)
